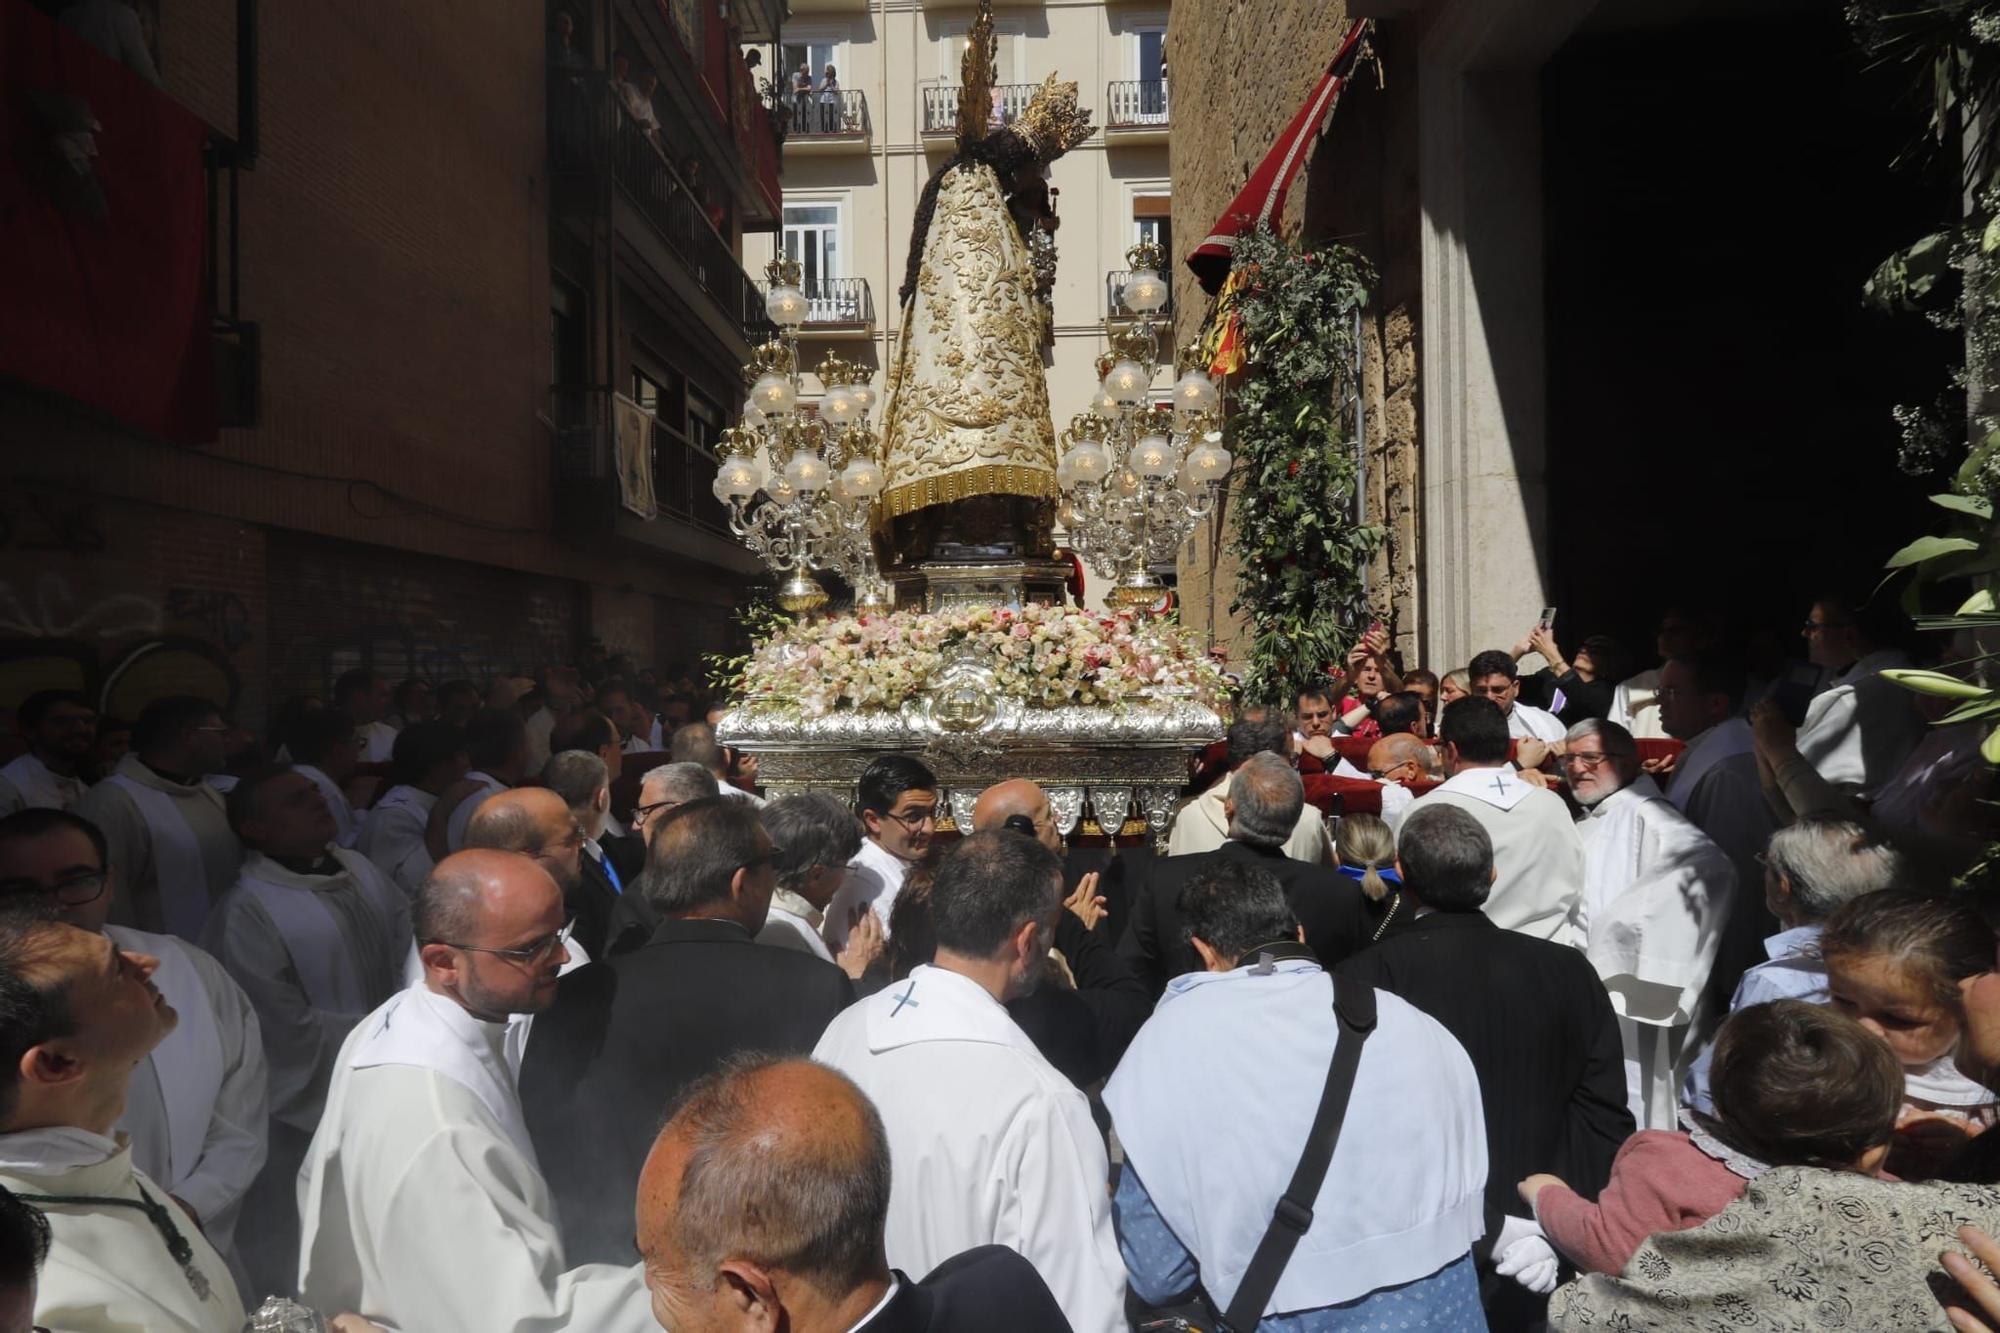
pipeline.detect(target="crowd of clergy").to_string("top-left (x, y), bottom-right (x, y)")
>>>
top-left (2, 592), bottom-right (2000, 1331)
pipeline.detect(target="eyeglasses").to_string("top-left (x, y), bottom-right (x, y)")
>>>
top-left (881, 806), bottom-right (937, 830)
top-left (427, 917), bottom-right (576, 967)
top-left (1560, 751), bottom-right (1612, 769)
top-left (0, 870), bottom-right (110, 906)
top-left (633, 799), bottom-right (680, 825)
top-left (1801, 620), bottom-right (1830, 634)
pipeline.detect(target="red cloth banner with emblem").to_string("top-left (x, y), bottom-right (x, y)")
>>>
top-left (0, 2), bottom-right (216, 443)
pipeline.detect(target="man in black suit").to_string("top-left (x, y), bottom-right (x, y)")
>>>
top-left (598, 760), bottom-right (719, 954)
top-left (635, 1053), bottom-right (1072, 1332)
top-left (1337, 802), bottom-right (1632, 1329)
top-left (538, 747), bottom-right (623, 959)
top-left (520, 795), bottom-right (854, 1265)
top-left (1122, 752), bottom-right (1375, 997)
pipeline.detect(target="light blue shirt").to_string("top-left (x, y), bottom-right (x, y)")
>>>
top-left (1682, 924), bottom-right (1826, 1113)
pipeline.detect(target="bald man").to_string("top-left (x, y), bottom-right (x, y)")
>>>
top-left (467, 786), bottom-right (607, 959)
top-left (1365, 733), bottom-right (1434, 822)
top-left (298, 850), bottom-right (654, 1332)
top-left (636, 1055), bottom-right (1071, 1332)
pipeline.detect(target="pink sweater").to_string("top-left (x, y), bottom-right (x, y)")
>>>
top-left (1535, 1130), bottom-right (1747, 1275)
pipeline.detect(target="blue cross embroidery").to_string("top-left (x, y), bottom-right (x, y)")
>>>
top-left (1490, 775), bottom-right (1512, 796)
top-left (890, 980), bottom-right (921, 1016)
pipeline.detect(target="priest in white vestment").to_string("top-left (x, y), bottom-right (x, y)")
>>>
top-left (283, 709), bottom-right (370, 850)
top-left (355, 720), bottom-right (469, 898)
top-left (205, 769), bottom-right (410, 1135)
top-left (0, 915), bottom-right (248, 1332)
top-left (814, 832), bottom-right (1127, 1333)
top-left (823, 755), bottom-right (937, 952)
top-left (1794, 598), bottom-right (1923, 796)
top-left (1399, 697), bottom-right (1583, 942)
top-left (74, 696), bottom-right (243, 941)
top-left (0, 808), bottom-right (268, 1280)
top-left (428, 707), bottom-right (532, 859)
top-left (1563, 720), bottom-right (1734, 1130)
top-left (0, 690), bottom-right (97, 815)
top-left (297, 849), bottom-right (654, 1331)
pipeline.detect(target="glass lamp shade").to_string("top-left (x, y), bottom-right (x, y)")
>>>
top-left (1090, 389), bottom-right (1121, 418)
top-left (1120, 268), bottom-right (1169, 314)
top-left (783, 452), bottom-right (831, 494)
top-left (765, 283), bottom-right (809, 329)
top-left (1181, 441), bottom-right (1234, 489)
top-left (751, 373), bottom-right (796, 416)
top-left (1104, 360), bottom-right (1151, 405)
top-left (1172, 369), bottom-right (1220, 415)
top-left (1113, 468), bottom-right (1142, 498)
top-left (1063, 440), bottom-right (1112, 484)
top-left (1133, 433), bottom-right (1179, 478)
top-left (765, 473), bottom-right (798, 505)
top-left (851, 383), bottom-right (877, 411)
top-left (1055, 452), bottom-right (1081, 489)
top-left (820, 386), bottom-right (858, 426)
top-left (713, 455), bottom-right (767, 500)
top-left (739, 398), bottom-right (768, 430)
top-left (839, 457), bottom-right (885, 498)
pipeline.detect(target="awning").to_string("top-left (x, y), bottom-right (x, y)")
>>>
top-left (1186, 20), bottom-right (1371, 296)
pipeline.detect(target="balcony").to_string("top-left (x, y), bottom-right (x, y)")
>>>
top-left (772, 278), bottom-right (876, 338)
top-left (921, 84), bottom-right (1039, 138)
top-left (1106, 271), bottom-right (1174, 326)
top-left (781, 89), bottom-right (871, 154)
top-left (1104, 80), bottom-right (1170, 144)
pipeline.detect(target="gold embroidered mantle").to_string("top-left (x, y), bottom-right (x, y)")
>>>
top-left (879, 162), bottom-right (1058, 518)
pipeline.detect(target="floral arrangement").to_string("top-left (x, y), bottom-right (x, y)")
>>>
top-left (734, 602), bottom-right (1226, 716)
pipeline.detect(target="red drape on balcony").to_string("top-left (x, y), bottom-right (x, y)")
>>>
top-left (0, 1), bottom-right (215, 443)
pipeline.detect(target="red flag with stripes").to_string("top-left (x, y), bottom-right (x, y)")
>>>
top-left (1186, 20), bottom-right (1370, 296)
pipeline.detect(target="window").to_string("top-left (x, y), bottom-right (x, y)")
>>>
top-left (1135, 27), bottom-right (1166, 83)
top-left (939, 22), bottom-right (1020, 83)
top-left (1134, 193), bottom-right (1172, 259)
top-left (781, 35), bottom-right (845, 94)
top-left (783, 201), bottom-right (843, 293)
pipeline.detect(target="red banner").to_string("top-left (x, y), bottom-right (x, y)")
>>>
top-left (0, 1), bottom-right (215, 442)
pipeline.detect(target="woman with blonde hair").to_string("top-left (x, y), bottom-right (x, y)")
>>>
top-left (1334, 811), bottom-right (1404, 939)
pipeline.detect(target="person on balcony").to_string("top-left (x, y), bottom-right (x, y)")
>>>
top-left (818, 65), bottom-right (842, 132)
top-left (792, 63), bottom-right (814, 132)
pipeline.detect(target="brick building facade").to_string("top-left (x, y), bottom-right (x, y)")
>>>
top-left (3, 0), bottom-right (783, 735)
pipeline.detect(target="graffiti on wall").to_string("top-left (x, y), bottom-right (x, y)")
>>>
top-left (0, 578), bottom-right (252, 722)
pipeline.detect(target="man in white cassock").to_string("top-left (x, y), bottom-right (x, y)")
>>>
top-left (823, 754), bottom-right (936, 952)
top-left (74, 695), bottom-right (243, 941)
top-left (356, 720), bottom-right (467, 899)
top-left (1107, 857), bottom-right (1488, 1326)
top-left (813, 832), bottom-right (1127, 1333)
top-left (298, 849), bottom-right (654, 1331)
top-left (283, 711), bottom-right (365, 850)
top-left (0, 691), bottom-right (96, 815)
top-left (1467, 650), bottom-right (1567, 743)
top-left (429, 707), bottom-right (532, 859)
top-left (0, 914), bottom-right (251, 1332)
top-left (1562, 719), bottom-right (1734, 1130)
top-left (1397, 697), bottom-right (1583, 942)
top-left (1794, 596), bottom-right (1923, 796)
top-left (0, 809), bottom-right (267, 1285)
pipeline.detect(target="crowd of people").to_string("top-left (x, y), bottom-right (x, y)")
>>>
top-left (0, 591), bottom-right (1997, 1331)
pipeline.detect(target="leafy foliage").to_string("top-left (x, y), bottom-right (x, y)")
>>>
top-left (1221, 227), bottom-right (1382, 703)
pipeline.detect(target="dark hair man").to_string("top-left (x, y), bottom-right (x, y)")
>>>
top-left (428, 707), bottom-right (532, 860)
top-left (822, 755), bottom-right (937, 956)
top-left (287, 707), bottom-right (365, 848)
top-left (813, 832), bottom-right (1126, 1332)
top-left (635, 1055), bottom-right (1071, 1331)
top-left (0, 1184), bottom-right (49, 1332)
top-left (0, 691), bottom-right (95, 817)
top-left (73, 695), bottom-right (242, 940)
top-left (1339, 803), bottom-right (1631, 1323)
top-left (355, 721), bottom-right (467, 898)
top-left (1467, 649), bottom-right (1565, 744)
top-left (520, 798), bottom-right (851, 1266)
top-left (333, 669), bottom-right (398, 764)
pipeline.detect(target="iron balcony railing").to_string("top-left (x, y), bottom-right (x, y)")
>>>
top-left (550, 385), bottom-right (732, 536)
top-left (920, 83), bottom-right (1038, 136)
top-left (1105, 79), bottom-right (1170, 128)
top-left (778, 277), bottom-right (874, 326)
top-left (1106, 271), bottom-right (1174, 323)
top-left (784, 87), bottom-right (870, 138)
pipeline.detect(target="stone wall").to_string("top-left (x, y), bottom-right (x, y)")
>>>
top-left (1167, 4), bottom-right (1426, 671)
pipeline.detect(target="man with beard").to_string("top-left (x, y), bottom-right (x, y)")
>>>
top-left (813, 832), bottom-right (1126, 1333)
top-left (0, 691), bottom-right (95, 815)
top-left (297, 850), bottom-right (655, 1331)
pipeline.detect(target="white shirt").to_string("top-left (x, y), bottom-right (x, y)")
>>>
top-left (74, 754), bottom-right (243, 941)
top-left (1506, 701), bottom-right (1567, 743)
top-left (0, 1129), bottom-right (245, 1332)
top-left (1796, 648), bottom-right (1924, 796)
top-left (0, 751), bottom-right (88, 813)
top-left (1402, 767), bottom-right (1584, 942)
top-left (355, 783), bottom-right (438, 898)
top-left (1572, 777), bottom-right (1735, 1129)
top-left (294, 763), bottom-right (360, 848)
top-left (814, 965), bottom-right (1127, 1333)
top-left (1683, 924), bottom-right (1826, 1114)
top-left (358, 719), bottom-right (399, 765)
top-left (718, 781), bottom-right (767, 809)
top-left (298, 983), bottom-right (655, 1332)
top-left (445, 770), bottom-right (510, 853)
top-left (824, 837), bottom-right (912, 952)
top-left (759, 889), bottom-right (835, 962)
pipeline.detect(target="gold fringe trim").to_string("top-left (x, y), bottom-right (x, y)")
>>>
top-left (882, 463), bottom-right (1056, 518)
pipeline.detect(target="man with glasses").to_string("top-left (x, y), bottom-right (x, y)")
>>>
top-left (598, 762), bottom-right (719, 955)
top-left (0, 809), bottom-right (266, 1291)
top-left (464, 789), bottom-right (590, 953)
top-left (1791, 595), bottom-right (1923, 798)
top-left (0, 691), bottom-right (95, 817)
top-left (1466, 648), bottom-right (1567, 744)
top-left (75, 695), bottom-right (243, 941)
top-left (824, 754), bottom-right (938, 954)
top-left (299, 849), bottom-right (656, 1331)
top-left (520, 797), bottom-right (852, 1266)
top-left (207, 766), bottom-right (409, 1291)
top-left (1563, 718), bottom-right (1735, 1130)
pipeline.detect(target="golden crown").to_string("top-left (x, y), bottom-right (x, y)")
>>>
top-left (1015, 74), bottom-right (1094, 161)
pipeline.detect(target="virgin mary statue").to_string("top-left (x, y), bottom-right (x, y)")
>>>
top-left (878, 3), bottom-right (1094, 572)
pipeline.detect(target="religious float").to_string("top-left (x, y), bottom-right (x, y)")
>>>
top-left (713, 3), bottom-right (1231, 839)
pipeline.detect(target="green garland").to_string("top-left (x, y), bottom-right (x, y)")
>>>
top-left (1221, 227), bottom-right (1383, 703)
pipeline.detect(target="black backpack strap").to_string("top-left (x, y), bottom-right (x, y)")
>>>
top-left (1219, 975), bottom-right (1378, 1332)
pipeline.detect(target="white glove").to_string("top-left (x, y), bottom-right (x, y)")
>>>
top-left (1492, 1215), bottom-right (1560, 1295)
